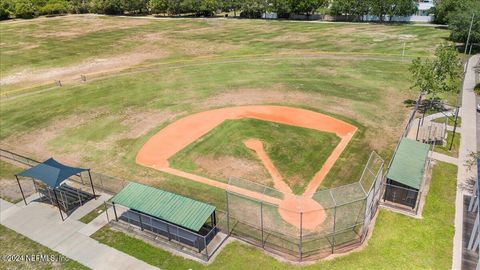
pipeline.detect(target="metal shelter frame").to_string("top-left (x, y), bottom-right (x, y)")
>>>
top-left (15, 158), bottom-right (96, 220)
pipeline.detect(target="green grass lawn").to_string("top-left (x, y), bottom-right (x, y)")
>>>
top-left (92, 161), bottom-right (456, 270)
top-left (432, 116), bottom-right (462, 127)
top-left (0, 159), bottom-right (23, 178)
top-left (0, 225), bottom-right (87, 270)
top-left (0, 16), bottom-right (450, 213)
top-left (170, 118), bottom-right (340, 194)
top-left (434, 131), bottom-right (461, 158)
top-left (0, 160), bottom-right (27, 203)
top-left (79, 200), bottom-right (110, 224)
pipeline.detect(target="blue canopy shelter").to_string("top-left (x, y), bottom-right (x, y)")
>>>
top-left (15, 158), bottom-right (96, 220)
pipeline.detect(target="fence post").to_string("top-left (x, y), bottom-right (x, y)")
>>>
top-left (299, 212), bottom-right (303, 261)
top-left (112, 203), bottom-right (118, 222)
top-left (138, 213), bottom-right (144, 231)
top-left (332, 205), bottom-right (337, 254)
top-left (204, 235), bottom-right (208, 258)
top-left (260, 201), bottom-right (264, 248)
top-left (225, 191), bottom-right (230, 235)
top-left (104, 201), bottom-right (109, 222)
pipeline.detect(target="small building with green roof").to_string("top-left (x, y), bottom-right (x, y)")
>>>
top-left (384, 138), bottom-right (430, 209)
top-left (111, 182), bottom-right (219, 255)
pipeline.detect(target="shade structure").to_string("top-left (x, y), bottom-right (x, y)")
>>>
top-left (386, 138), bottom-right (430, 190)
top-left (112, 182), bottom-right (216, 232)
top-left (17, 158), bottom-right (87, 188)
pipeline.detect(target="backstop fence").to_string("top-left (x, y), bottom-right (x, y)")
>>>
top-left (223, 151), bottom-right (384, 261)
top-left (1, 146), bottom-right (386, 261)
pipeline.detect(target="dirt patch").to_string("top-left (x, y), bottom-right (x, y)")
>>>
top-left (2, 110), bottom-right (106, 165)
top-left (194, 155), bottom-right (272, 186)
top-left (176, 40), bottom-right (242, 57)
top-left (270, 33), bottom-right (315, 43)
top-left (1, 49), bottom-right (168, 87)
top-left (0, 179), bottom-right (35, 203)
top-left (198, 87), bottom-right (357, 121)
top-left (120, 109), bottom-right (177, 139)
top-left (29, 15), bottom-right (151, 39)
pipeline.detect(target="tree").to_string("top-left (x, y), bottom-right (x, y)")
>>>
top-left (184, 0), bottom-right (219, 16)
top-left (149, 0), bottom-right (168, 14)
top-left (290, 0), bottom-right (327, 16)
top-left (40, 0), bottom-right (69, 15)
top-left (14, 0), bottom-right (38, 18)
top-left (0, 0), bottom-right (14, 19)
top-left (91, 0), bottom-right (124, 14)
top-left (432, 0), bottom-right (473, 25)
top-left (386, 0), bottom-right (417, 21)
top-left (240, 0), bottom-right (266, 18)
top-left (270, 0), bottom-right (290, 18)
top-left (69, 0), bottom-right (90, 13)
top-left (447, 1), bottom-right (480, 47)
top-left (410, 44), bottom-right (462, 105)
top-left (369, 0), bottom-right (391, 22)
top-left (222, 0), bottom-right (241, 16)
top-left (330, 0), bottom-right (369, 21)
top-left (122, 0), bottom-right (148, 14)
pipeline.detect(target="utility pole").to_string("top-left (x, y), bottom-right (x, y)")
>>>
top-left (464, 13), bottom-right (475, 54)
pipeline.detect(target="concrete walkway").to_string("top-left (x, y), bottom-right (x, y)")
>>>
top-left (430, 151), bottom-right (458, 165)
top-left (0, 195), bottom-right (158, 270)
top-left (452, 54), bottom-right (479, 270)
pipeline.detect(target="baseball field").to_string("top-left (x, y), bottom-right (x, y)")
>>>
top-left (0, 14), bottom-right (455, 268)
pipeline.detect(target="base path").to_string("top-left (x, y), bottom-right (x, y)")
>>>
top-left (137, 105), bottom-right (357, 229)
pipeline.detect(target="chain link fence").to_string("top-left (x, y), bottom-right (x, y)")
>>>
top-left (223, 151), bottom-right (384, 261)
top-left (1, 146), bottom-right (386, 261)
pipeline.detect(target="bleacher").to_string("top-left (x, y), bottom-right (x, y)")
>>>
top-left (37, 183), bottom-right (94, 213)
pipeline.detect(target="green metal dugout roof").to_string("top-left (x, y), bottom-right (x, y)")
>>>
top-left (112, 182), bottom-right (215, 232)
top-left (386, 138), bottom-right (430, 190)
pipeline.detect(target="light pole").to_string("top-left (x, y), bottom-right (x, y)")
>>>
top-left (464, 13), bottom-right (475, 54)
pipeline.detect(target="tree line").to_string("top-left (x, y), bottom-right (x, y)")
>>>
top-left (0, 0), bottom-right (478, 47)
top-left (0, 0), bottom-right (426, 20)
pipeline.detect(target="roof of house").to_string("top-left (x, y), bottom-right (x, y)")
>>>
top-left (112, 182), bottom-right (215, 232)
top-left (386, 138), bottom-right (430, 190)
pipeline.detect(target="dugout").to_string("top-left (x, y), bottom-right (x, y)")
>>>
top-left (15, 158), bottom-right (96, 220)
top-left (384, 138), bottom-right (430, 210)
top-left (111, 182), bottom-right (218, 252)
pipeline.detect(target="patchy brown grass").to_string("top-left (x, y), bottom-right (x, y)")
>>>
top-left (194, 155), bottom-right (272, 185)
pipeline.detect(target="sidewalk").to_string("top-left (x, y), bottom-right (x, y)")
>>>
top-left (452, 54), bottom-right (479, 270)
top-left (430, 151), bottom-right (458, 165)
top-left (0, 196), bottom-right (158, 270)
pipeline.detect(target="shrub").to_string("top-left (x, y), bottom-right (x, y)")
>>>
top-left (475, 83), bottom-right (480, 95)
top-left (14, 0), bottom-right (38, 18)
top-left (40, 0), bottom-right (69, 15)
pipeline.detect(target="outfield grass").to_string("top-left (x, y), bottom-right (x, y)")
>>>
top-left (92, 161), bottom-right (455, 270)
top-left (0, 225), bottom-right (87, 270)
top-left (434, 131), bottom-right (461, 158)
top-left (0, 16), bottom-right (448, 77)
top-left (0, 16), bottom-right (450, 211)
top-left (170, 119), bottom-right (340, 194)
